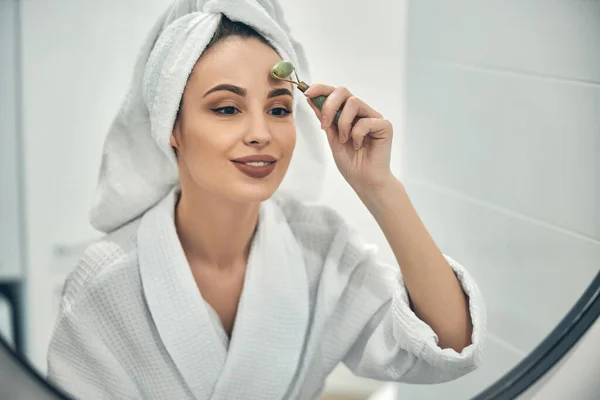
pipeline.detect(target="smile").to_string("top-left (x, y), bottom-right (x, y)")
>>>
top-left (241, 161), bottom-right (273, 167)
top-left (231, 160), bottom-right (277, 178)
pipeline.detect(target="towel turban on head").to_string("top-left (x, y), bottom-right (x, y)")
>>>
top-left (89, 0), bottom-right (329, 233)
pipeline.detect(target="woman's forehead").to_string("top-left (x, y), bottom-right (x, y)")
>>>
top-left (189, 39), bottom-right (291, 92)
top-left (196, 38), bottom-right (281, 74)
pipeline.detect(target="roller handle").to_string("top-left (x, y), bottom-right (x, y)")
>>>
top-left (308, 95), bottom-right (342, 124)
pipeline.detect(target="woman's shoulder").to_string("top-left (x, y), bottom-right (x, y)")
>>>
top-left (60, 219), bottom-right (142, 310)
top-left (270, 194), bottom-right (370, 259)
top-left (271, 193), bottom-right (349, 232)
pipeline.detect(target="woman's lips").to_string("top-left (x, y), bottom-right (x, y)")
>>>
top-left (231, 160), bottom-right (277, 178)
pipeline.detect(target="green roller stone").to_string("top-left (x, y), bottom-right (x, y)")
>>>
top-left (271, 60), bottom-right (295, 79)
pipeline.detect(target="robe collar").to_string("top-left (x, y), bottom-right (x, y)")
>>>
top-left (138, 188), bottom-right (309, 399)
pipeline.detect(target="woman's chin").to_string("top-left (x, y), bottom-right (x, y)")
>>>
top-left (231, 181), bottom-right (279, 203)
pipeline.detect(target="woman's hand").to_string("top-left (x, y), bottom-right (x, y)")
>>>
top-left (303, 84), bottom-right (394, 194)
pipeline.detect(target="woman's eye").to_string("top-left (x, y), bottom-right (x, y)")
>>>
top-left (211, 106), bottom-right (239, 115)
top-left (269, 107), bottom-right (292, 117)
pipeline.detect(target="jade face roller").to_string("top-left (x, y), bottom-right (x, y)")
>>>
top-left (270, 60), bottom-right (342, 124)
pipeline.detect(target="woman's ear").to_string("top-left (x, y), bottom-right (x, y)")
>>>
top-left (170, 128), bottom-right (181, 159)
top-left (170, 118), bottom-right (181, 150)
top-left (170, 132), bottom-right (179, 150)
top-left (171, 100), bottom-right (183, 152)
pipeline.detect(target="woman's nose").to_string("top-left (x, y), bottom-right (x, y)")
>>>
top-left (243, 114), bottom-right (272, 147)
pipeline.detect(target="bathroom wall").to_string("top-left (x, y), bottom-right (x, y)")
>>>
top-left (0, 0), bottom-right (24, 349)
top-left (18, 0), bottom-right (178, 372)
top-left (0, 0), bottom-right (23, 282)
top-left (391, 0), bottom-right (600, 398)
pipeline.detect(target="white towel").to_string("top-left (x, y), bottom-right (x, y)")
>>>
top-left (89, 0), bottom-right (329, 233)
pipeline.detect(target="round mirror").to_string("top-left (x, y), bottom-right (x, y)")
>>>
top-left (1, 0), bottom-right (598, 399)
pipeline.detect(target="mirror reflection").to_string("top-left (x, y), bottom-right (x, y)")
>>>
top-left (1, 0), bottom-right (598, 399)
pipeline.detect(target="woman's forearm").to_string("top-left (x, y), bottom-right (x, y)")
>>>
top-left (356, 176), bottom-right (472, 352)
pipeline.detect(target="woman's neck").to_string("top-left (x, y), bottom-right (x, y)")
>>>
top-left (174, 185), bottom-right (260, 269)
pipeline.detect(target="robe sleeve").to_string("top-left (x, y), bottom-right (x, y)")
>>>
top-left (47, 305), bottom-right (140, 399)
top-left (341, 246), bottom-right (487, 384)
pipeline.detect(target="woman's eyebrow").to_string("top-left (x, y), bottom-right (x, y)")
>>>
top-left (202, 84), bottom-right (293, 99)
top-left (267, 88), bottom-right (293, 99)
top-left (203, 84), bottom-right (247, 97)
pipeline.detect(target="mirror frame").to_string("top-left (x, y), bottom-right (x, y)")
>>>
top-left (473, 270), bottom-right (599, 399)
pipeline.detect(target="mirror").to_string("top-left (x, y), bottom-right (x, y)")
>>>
top-left (1, 0), bottom-right (598, 399)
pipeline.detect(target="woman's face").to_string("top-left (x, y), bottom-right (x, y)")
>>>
top-left (171, 36), bottom-right (296, 203)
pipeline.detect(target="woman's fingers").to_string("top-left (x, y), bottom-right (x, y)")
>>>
top-left (318, 87), bottom-right (352, 129)
top-left (304, 84), bottom-right (347, 129)
top-left (306, 84), bottom-right (381, 122)
top-left (305, 95), bottom-right (322, 118)
top-left (303, 83), bottom-right (336, 98)
top-left (350, 118), bottom-right (391, 150)
top-left (336, 96), bottom-right (358, 143)
top-left (304, 84), bottom-right (385, 146)
top-left (305, 98), bottom-right (337, 147)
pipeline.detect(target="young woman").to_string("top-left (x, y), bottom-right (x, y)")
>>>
top-left (47, 2), bottom-right (486, 399)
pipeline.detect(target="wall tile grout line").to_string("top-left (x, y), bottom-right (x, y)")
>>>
top-left (408, 56), bottom-right (600, 89)
top-left (404, 177), bottom-right (600, 246)
top-left (486, 332), bottom-right (528, 358)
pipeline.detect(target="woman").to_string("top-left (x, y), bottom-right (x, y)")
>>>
top-left (47, 1), bottom-right (486, 399)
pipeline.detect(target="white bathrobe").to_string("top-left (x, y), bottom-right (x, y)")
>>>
top-left (47, 188), bottom-right (486, 400)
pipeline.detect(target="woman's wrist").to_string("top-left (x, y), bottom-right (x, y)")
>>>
top-left (353, 173), bottom-right (406, 218)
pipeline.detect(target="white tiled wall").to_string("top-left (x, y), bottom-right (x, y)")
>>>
top-left (0, 0), bottom-right (24, 360)
top-left (406, 0), bottom-right (600, 83)
top-left (405, 61), bottom-right (600, 239)
top-left (406, 181), bottom-right (600, 353)
top-left (0, 0), bottom-right (24, 280)
top-left (393, 0), bottom-right (600, 398)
